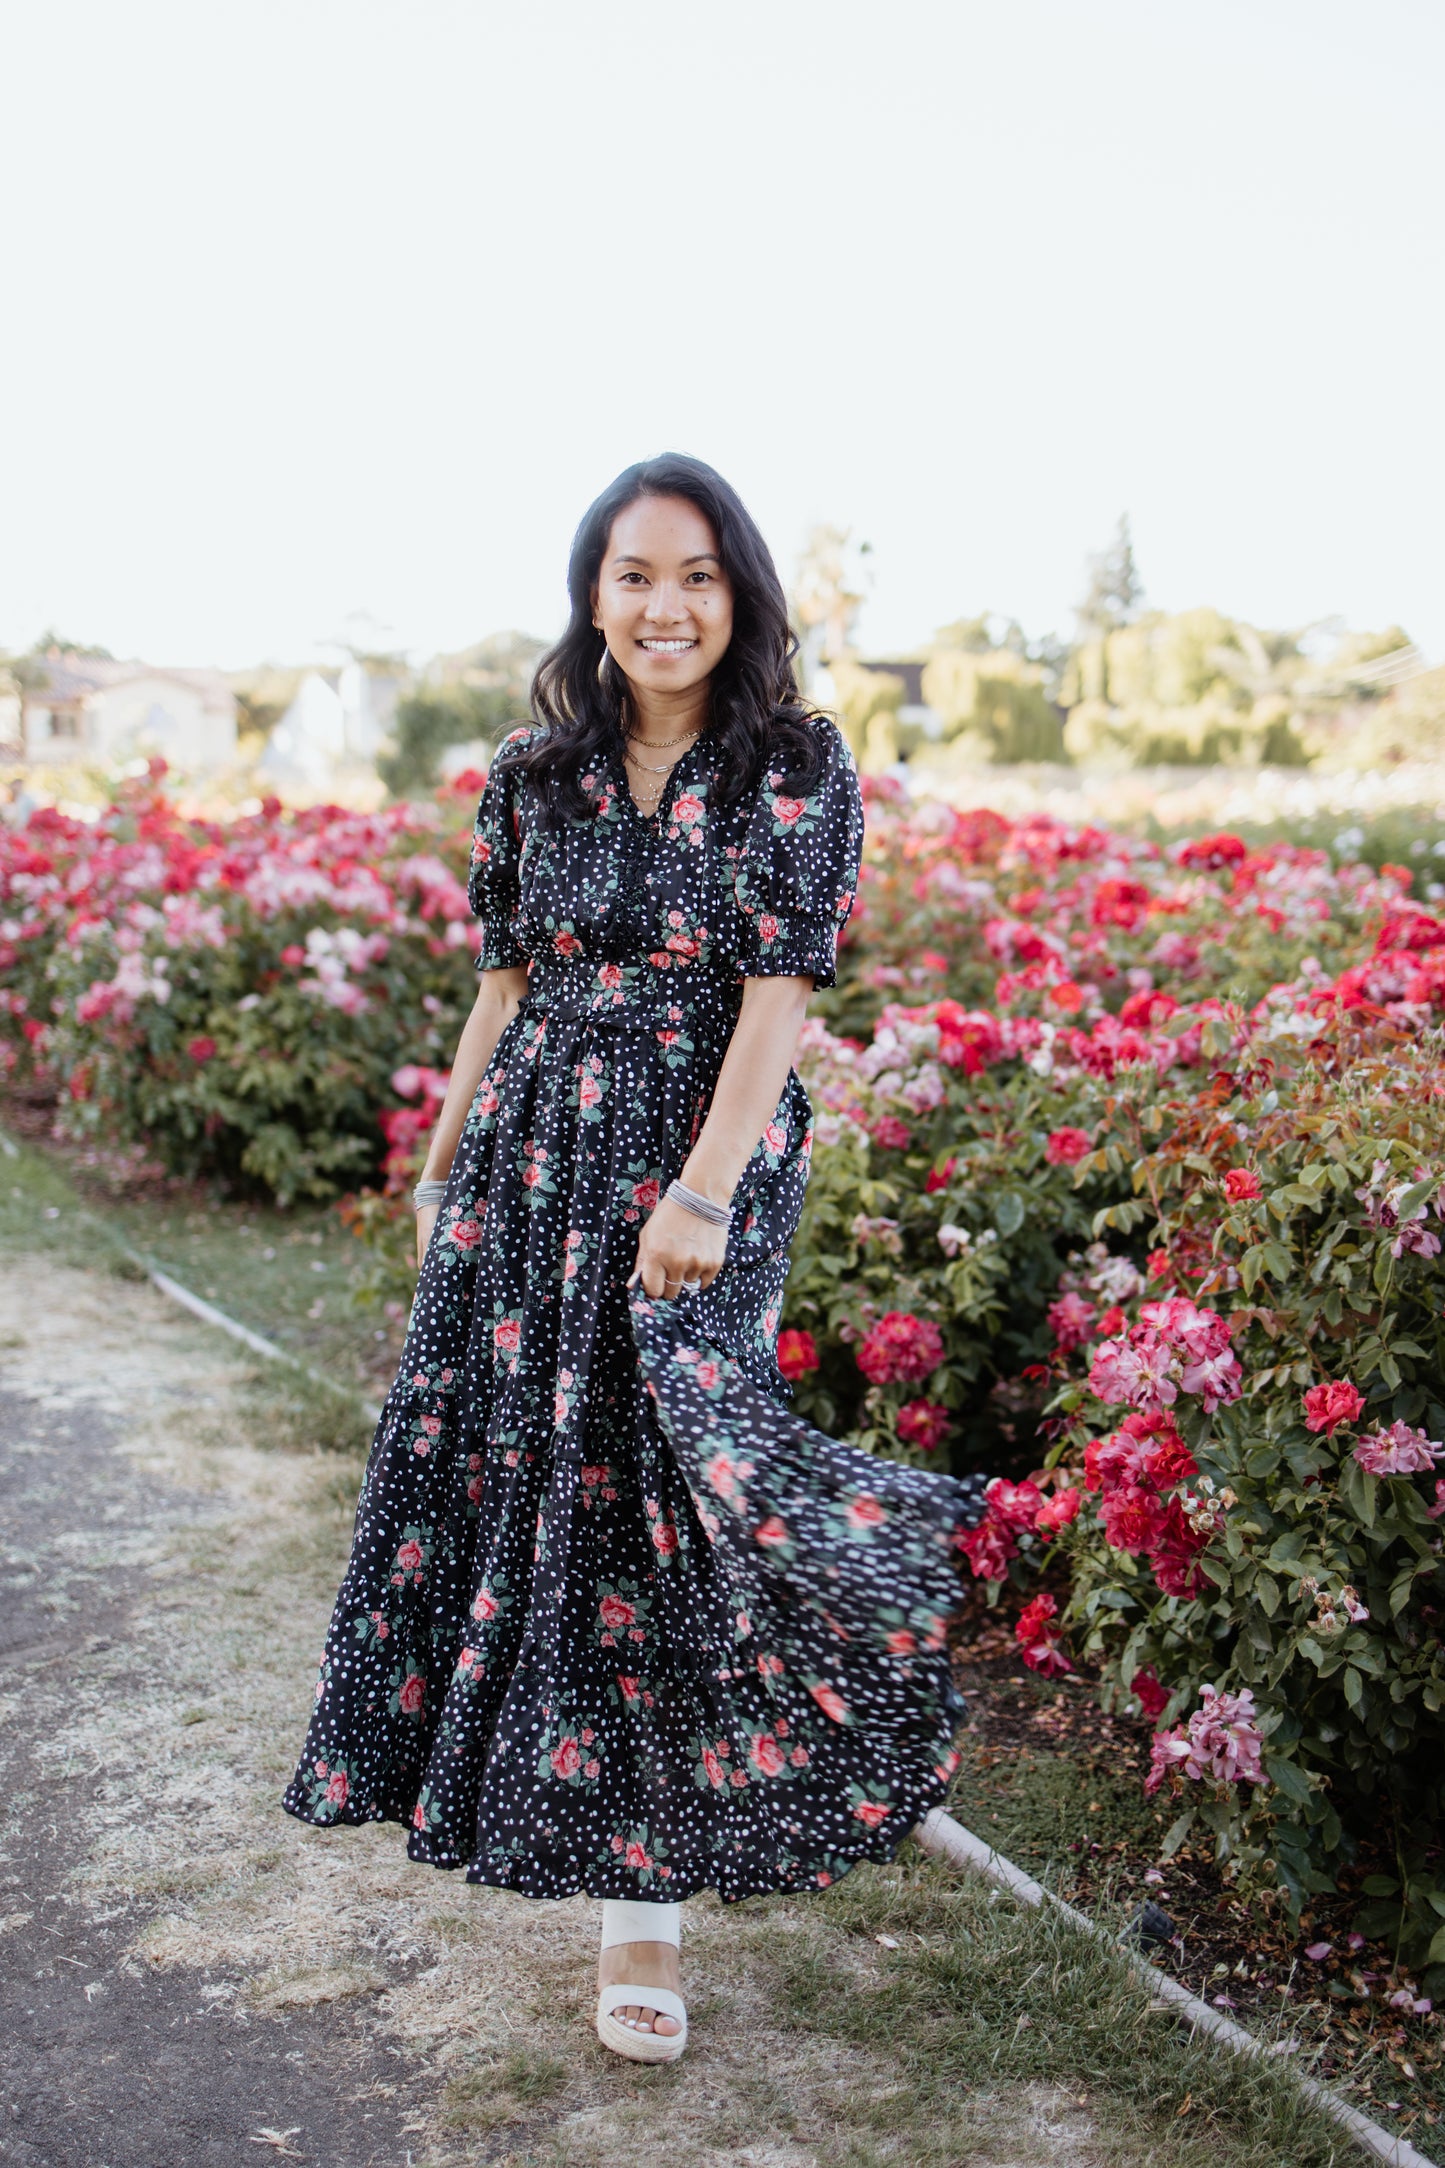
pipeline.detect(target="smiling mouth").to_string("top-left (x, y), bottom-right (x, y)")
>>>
top-left (638, 638), bottom-right (698, 655)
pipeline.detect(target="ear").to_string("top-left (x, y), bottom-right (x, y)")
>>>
top-left (590, 582), bottom-right (601, 631)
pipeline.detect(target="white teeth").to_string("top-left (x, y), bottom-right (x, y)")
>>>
top-left (640, 639), bottom-right (697, 653)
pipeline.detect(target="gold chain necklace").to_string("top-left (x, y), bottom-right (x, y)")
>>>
top-left (625, 721), bottom-right (705, 750)
top-left (624, 747), bottom-right (683, 776)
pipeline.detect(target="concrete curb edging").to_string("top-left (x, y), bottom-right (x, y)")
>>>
top-left (913, 1808), bottom-right (1438, 2168)
top-left (0, 1127), bottom-right (384, 1424)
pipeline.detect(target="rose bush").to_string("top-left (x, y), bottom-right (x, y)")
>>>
top-left (4, 763), bottom-right (1445, 1960)
top-left (0, 763), bottom-right (483, 1200)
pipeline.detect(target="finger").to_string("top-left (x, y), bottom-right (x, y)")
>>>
top-left (641, 1256), bottom-right (668, 1300)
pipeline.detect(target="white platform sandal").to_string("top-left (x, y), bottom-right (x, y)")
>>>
top-left (595, 1898), bottom-right (688, 2064)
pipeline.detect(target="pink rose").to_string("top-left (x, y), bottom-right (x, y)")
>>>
top-left (808, 1681), bottom-right (849, 1724)
top-left (852, 1799), bottom-right (891, 1828)
top-left (753, 1515), bottom-right (790, 1547)
top-left (395, 1538), bottom-right (424, 1575)
top-left (599, 1594), bottom-right (636, 1629)
top-left (397, 1671), bottom-right (426, 1715)
top-left (324, 1769), bottom-right (349, 1808)
top-left (845, 1492), bottom-right (887, 1531)
top-left (1223, 1167), bottom-right (1262, 1201)
top-left (749, 1733), bottom-right (786, 1777)
top-left (624, 1841), bottom-right (652, 1870)
top-left (494, 1318), bottom-right (521, 1355)
top-left (550, 1736), bottom-right (581, 1779)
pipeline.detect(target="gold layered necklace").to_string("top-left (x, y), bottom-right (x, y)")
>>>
top-left (622, 719), bottom-right (704, 813)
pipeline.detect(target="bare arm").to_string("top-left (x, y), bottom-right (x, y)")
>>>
top-left (632, 974), bottom-right (813, 1300)
top-left (415, 965), bottom-right (530, 1261)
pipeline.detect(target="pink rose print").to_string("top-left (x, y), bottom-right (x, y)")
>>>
top-left (550, 1736), bottom-right (581, 1779)
top-left (749, 1733), bottom-right (786, 1777)
top-left (397, 1671), bottom-right (426, 1715)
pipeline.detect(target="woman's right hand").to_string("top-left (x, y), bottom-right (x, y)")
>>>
top-left (415, 1203), bottom-right (439, 1266)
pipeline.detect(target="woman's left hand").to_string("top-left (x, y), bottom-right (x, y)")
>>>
top-left (630, 1195), bottom-right (729, 1301)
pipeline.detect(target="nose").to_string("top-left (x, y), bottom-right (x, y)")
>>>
top-left (643, 581), bottom-right (691, 625)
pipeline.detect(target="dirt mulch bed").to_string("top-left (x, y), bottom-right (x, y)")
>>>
top-left (951, 1592), bottom-right (1443, 2152)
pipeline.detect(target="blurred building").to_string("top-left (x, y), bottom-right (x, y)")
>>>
top-left (18, 653), bottom-right (237, 769)
top-left (256, 660), bottom-right (408, 791)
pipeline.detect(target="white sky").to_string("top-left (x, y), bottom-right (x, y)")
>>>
top-left (3, 0), bottom-right (1442, 670)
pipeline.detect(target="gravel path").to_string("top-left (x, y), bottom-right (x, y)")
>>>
top-left (0, 1256), bottom-right (1115, 2168)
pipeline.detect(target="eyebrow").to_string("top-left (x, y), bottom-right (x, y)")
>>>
top-left (610, 552), bottom-right (720, 568)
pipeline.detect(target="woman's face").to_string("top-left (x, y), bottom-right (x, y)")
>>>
top-left (592, 493), bottom-right (734, 703)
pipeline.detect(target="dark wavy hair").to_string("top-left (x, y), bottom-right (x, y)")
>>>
top-left (501, 453), bottom-right (822, 824)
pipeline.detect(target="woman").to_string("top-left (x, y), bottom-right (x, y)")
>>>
top-left (283, 454), bottom-right (982, 2064)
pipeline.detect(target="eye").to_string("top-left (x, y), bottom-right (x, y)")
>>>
top-left (685, 570), bottom-right (715, 585)
top-left (617, 571), bottom-right (648, 586)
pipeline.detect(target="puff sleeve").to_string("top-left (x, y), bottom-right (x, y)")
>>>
top-left (733, 718), bottom-right (863, 988)
top-left (466, 736), bottom-right (531, 972)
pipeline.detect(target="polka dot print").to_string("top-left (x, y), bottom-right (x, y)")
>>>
top-left (282, 717), bottom-right (987, 1902)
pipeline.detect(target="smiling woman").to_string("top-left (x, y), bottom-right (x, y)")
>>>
top-left (282, 452), bottom-right (987, 2073)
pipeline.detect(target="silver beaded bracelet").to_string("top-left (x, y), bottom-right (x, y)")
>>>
top-left (412, 1178), bottom-right (449, 1211)
top-left (666, 1178), bottom-right (732, 1229)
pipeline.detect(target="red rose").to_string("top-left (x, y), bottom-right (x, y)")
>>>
top-left (808, 1681), bottom-right (849, 1724)
top-left (884, 1628), bottom-right (918, 1656)
top-left (1100, 1485), bottom-right (1168, 1553)
top-left (651, 1520), bottom-right (679, 1556)
top-left (1223, 1168), bottom-right (1262, 1202)
top-left (852, 1799), bottom-right (891, 1828)
top-left (617, 1675), bottom-right (640, 1701)
top-left (856, 1311), bottom-right (944, 1385)
top-left (1045, 1127), bottom-right (1092, 1166)
top-left (632, 1178), bottom-right (660, 1211)
top-left (397, 1671), bottom-right (426, 1715)
top-left (599, 1594), bottom-right (636, 1628)
top-left (754, 1515), bottom-right (790, 1547)
top-left (1303, 1378), bottom-right (1366, 1436)
top-left (869, 1114), bottom-right (912, 1152)
top-left (550, 1736), bottom-right (581, 1779)
top-left (776, 1329), bottom-right (818, 1381)
top-left (1016, 1591), bottom-right (1072, 1678)
top-left (186, 1036), bottom-right (217, 1064)
top-left (1034, 1485), bottom-right (1082, 1538)
top-left (896, 1398), bottom-right (950, 1451)
top-left (1132, 1667), bottom-right (1170, 1719)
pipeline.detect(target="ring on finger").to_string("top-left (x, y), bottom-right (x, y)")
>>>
top-left (681, 1276), bottom-right (702, 1295)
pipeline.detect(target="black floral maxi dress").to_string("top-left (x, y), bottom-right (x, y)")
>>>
top-left (283, 717), bottom-right (983, 1903)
